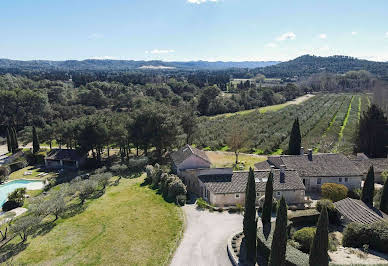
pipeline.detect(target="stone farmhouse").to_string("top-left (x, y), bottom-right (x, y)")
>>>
top-left (351, 153), bottom-right (388, 183)
top-left (45, 149), bottom-right (86, 169)
top-left (171, 145), bottom-right (305, 207)
top-left (255, 149), bottom-right (363, 192)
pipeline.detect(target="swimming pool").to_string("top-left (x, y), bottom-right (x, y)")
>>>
top-left (0, 180), bottom-right (44, 207)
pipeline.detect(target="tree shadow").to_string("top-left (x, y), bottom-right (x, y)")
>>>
top-left (0, 241), bottom-right (28, 263)
top-left (61, 202), bottom-right (86, 219)
top-left (31, 221), bottom-right (56, 238)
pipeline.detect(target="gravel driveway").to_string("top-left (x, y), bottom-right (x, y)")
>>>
top-left (170, 204), bottom-right (243, 266)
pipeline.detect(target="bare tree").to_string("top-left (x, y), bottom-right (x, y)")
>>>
top-left (225, 126), bottom-right (250, 164)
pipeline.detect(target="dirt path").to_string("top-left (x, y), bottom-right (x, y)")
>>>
top-left (329, 247), bottom-right (388, 265)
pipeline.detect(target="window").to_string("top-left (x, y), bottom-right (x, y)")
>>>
top-left (317, 178), bottom-right (322, 185)
top-left (277, 191), bottom-right (281, 196)
top-left (345, 178), bottom-right (348, 182)
top-left (339, 178), bottom-right (342, 182)
top-left (235, 194), bottom-right (240, 198)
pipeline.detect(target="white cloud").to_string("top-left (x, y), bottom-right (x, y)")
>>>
top-left (146, 49), bottom-right (175, 54)
top-left (318, 33), bottom-right (327, 39)
top-left (88, 33), bottom-right (104, 40)
top-left (385, 32), bottom-right (388, 38)
top-left (351, 31), bottom-right (358, 36)
top-left (276, 32), bottom-right (296, 41)
top-left (266, 42), bottom-right (278, 48)
top-left (187, 0), bottom-right (218, 4)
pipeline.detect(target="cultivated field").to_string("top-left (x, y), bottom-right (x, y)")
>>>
top-left (195, 93), bottom-right (370, 155)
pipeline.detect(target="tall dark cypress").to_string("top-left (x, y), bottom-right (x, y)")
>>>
top-left (379, 177), bottom-right (388, 214)
top-left (309, 206), bottom-right (329, 266)
top-left (269, 196), bottom-right (287, 266)
top-left (361, 166), bottom-right (375, 206)
top-left (32, 126), bottom-right (40, 154)
top-left (261, 172), bottom-right (274, 228)
top-left (11, 126), bottom-right (19, 153)
top-left (6, 127), bottom-right (11, 153)
top-left (243, 167), bottom-right (257, 264)
top-left (288, 118), bottom-right (302, 155)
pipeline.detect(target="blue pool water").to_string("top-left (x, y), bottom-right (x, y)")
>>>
top-left (0, 180), bottom-right (43, 207)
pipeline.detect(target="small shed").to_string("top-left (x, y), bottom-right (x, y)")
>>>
top-left (45, 149), bottom-right (86, 169)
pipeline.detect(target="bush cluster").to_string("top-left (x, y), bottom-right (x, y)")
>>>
top-left (316, 199), bottom-right (339, 224)
top-left (292, 227), bottom-right (316, 253)
top-left (342, 221), bottom-right (388, 253)
top-left (321, 183), bottom-right (348, 202)
top-left (0, 165), bottom-right (11, 182)
top-left (146, 164), bottom-right (187, 204)
top-left (256, 223), bottom-right (309, 266)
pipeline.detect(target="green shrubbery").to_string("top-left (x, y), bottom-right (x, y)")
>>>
top-left (321, 183), bottom-right (348, 202)
top-left (0, 165), bottom-right (11, 183)
top-left (316, 199), bottom-right (339, 224)
top-left (146, 164), bottom-right (187, 204)
top-left (256, 223), bottom-right (309, 266)
top-left (292, 227), bottom-right (316, 253)
top-left (347, 188), bottom-right (361, 200)
top-left (342, 221), bottom-right (388, 253)
top-left (2, 188), bottom-right (26, 212)
top-left (288, 209), bottom-right (320, 226)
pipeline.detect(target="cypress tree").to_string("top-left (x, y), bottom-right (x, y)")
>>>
top-left (361, 166), bottom-right (375, 206)
top-left (288, 118), bottom-right (301, 155)
top-left (6, 127), bottom-right (11, 153)
top-left (269, 196), bottom-right (287, 266)
top-left (261, 172), bottom-right (274, 228)
top-left (11, 126), bottom-right (19, 153)
top-left (32, 126), bottom-right (40, 154)
top-left (309, 205), bottom-right (329, 266)
top-left (380, 177), bottom-right (388, 214)
top-left (243, 167), bottom-right (257, 264)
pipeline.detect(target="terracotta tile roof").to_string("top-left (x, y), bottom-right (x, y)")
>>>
top-left (256, 153), bottom-right (363, 177)
top-left (170, 145), bottom-right (210, 166)
top-left (45, 149), bottom-right (84, 161)
top-left (199, 169), bottom-right (305, 194)
top-left (334, 198), bottom-right (387, 225)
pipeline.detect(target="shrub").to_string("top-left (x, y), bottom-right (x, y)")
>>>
top-left (196, 198), bottom-right (208, 209)
top-left (167, 176), bottom-right (187, 199)
top-left (0, 166), bottom-right (10, 182)
top-left (145, 165), bottom-right (154, 184)
top-left (256, 222), bottom-right (309, 266)
top-left (292, 227), bottom-right (316, 253)
top-left (2, 200), bottom-right (21, 212)
top-left (127, 156), bottom-right (148, 172)
top-left (152, 164), bottom-right (163, 186)
top-left (34, 151), bottom-right (47, 164)
top-left (8, 188), bottom-right (26, 206)
top-left (342, 222), bottom-right (388, 254)
top-left (321, 183), bottom-right (348, 202)
top-left (176, 194), bottom-right (186, 206)
top-left (316, 199), bottom-right (339, 224)
top-left (347, 188), bottom-right (361, 200)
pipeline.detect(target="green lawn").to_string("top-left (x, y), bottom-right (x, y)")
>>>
top-left (206, 151), bottom-right (267, 170)
top-left (8, 166), bottom-right (56, 181)
top-left (6, 177), bottom-right (183, 265)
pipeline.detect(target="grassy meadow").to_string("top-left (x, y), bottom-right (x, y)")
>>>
top-left (3, 176), bottom-right (183, 265)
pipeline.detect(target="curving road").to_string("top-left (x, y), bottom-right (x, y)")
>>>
top-left (170, 204), bottom-right (243, 266)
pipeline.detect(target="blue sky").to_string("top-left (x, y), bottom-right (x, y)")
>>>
top-left (1, 0), bottom-right (388, 62)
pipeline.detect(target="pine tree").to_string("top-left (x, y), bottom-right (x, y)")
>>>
top-left (288, 118), bottom-right (302, 155)
top-left (361, 166), bottom-right (375, 206)
top-left (261, 172), bottom-right (274, 228)
top-left (309, 206), bottom-right (329, 266)
top-left (6, 127), bottom-right (11, 153)
top-left (269, 196), bottom-right (287, 266)
top-left (32, 126), bottom-right (40, 154)
top-left (243, 167), bottom-right (257, 264)
top-left (380, 177), bottom-right (388, 214)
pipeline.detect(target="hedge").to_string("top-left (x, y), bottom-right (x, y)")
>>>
top-left (342, 221), bottom-right (388, 253)
top-left (292, 227), bottom-right (316, 253)
top-left (257, 223), bottom-right (309, 266)
top-left (288, 209), bottom-right (320, 226)
top-left (321, 183), bottom-right (348, 202)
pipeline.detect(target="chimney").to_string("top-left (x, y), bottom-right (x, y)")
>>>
top-left (300, 147), bottom-right (304, 155)
top-left (280, 165), bottom-right (286, 183)
top-left (308, 149), bottom-right (313, 161)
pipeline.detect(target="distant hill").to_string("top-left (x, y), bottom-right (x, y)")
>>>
top-left (0, 58), bottom-right (279, 71)
top-left (254, 55), bottom-right (388, 78)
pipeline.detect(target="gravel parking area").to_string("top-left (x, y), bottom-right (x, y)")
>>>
top-left (170, 204), bottom-right (243, 266)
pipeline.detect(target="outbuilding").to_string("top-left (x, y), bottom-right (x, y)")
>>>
top-left (45, 149), bottom-right (86, 169)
